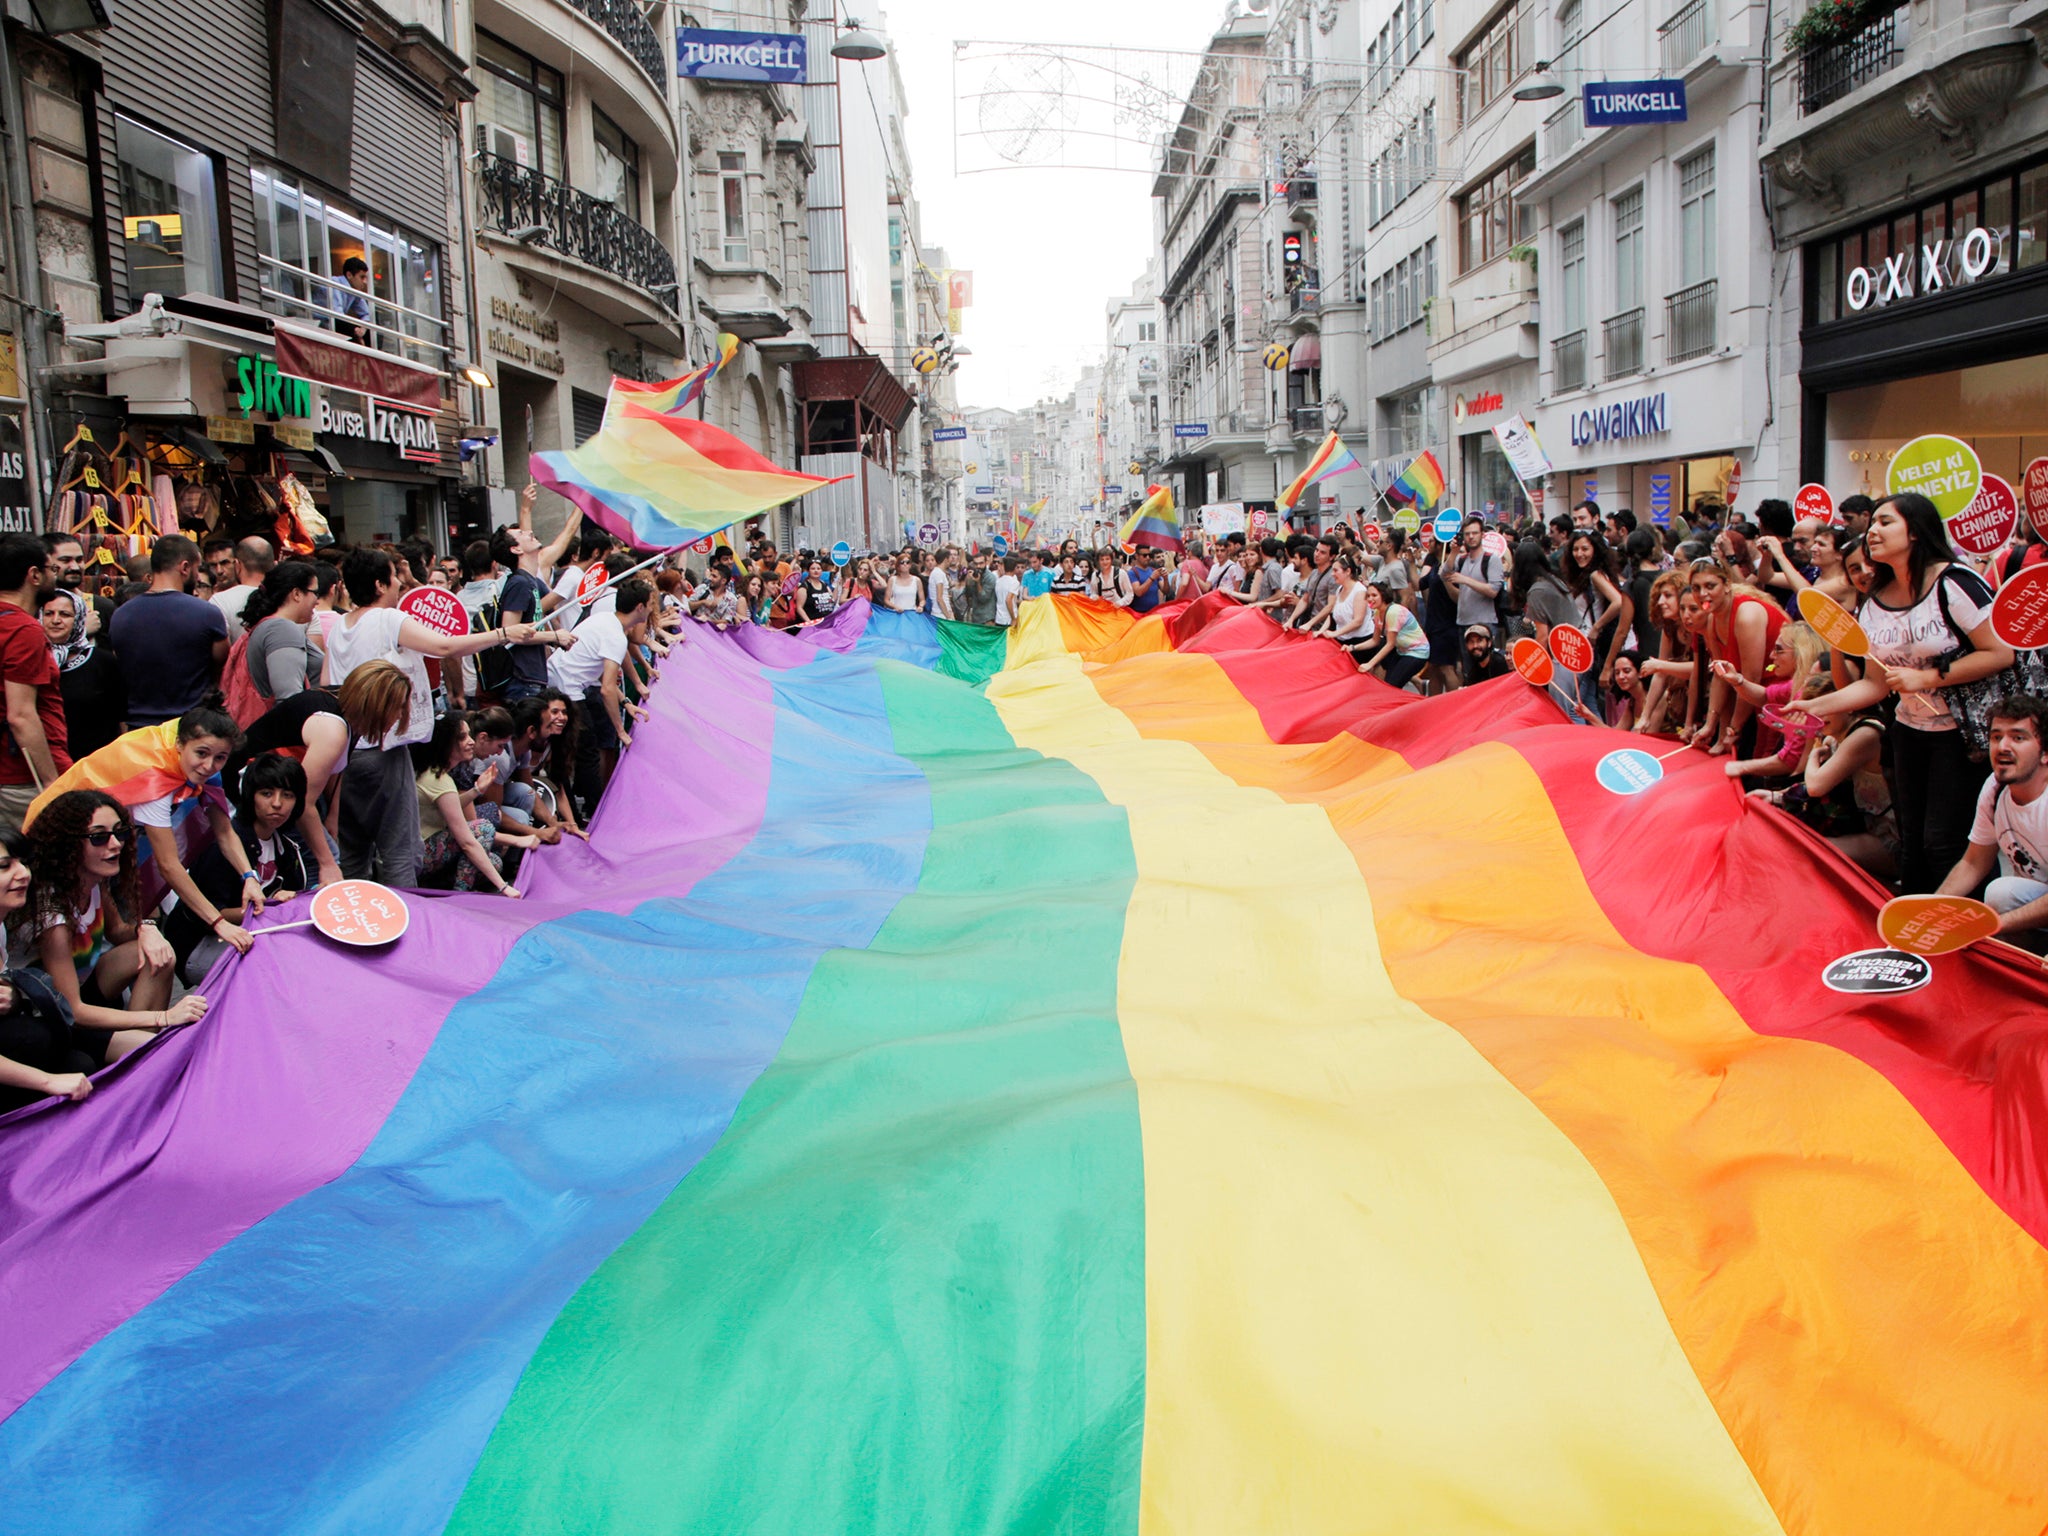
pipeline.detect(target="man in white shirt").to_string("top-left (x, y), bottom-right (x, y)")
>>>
top-left (928, 547), bottom-right (958, 620)
top-left (550, 576), bottom-right (651, 806)
top-left (1938, 694), bottom-right (2048, 951)
top-left (327, 547), bottom-right (559, 885)
top-left (211, 536), bottom-right (275, 629)
top-left (544, 528), bottom-right (615, 630)
top-left (993, 556), bottom-right (1023, 626)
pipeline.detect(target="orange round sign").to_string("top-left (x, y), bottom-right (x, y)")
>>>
top-left (309, 880), bottom-right (412, 947)
top-left (1511, 636), bottom-right (1554, 687)
top-left (1876, 894), bottom-right (1999, 956)
top-left (1992, 562), bottom-right (2048, 651)
top-left (1548, 623), bottom-right (1595, 675)
top-left (1796, 586), bottom-right (1871, 657)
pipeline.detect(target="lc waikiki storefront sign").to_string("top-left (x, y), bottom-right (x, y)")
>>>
top-left (1567, 390), bottom-right (1669, 448)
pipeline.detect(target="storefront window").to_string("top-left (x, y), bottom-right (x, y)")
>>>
top-left (115, 114), bottom-right (224, 303)
top-left (476, 31), bottom-right (565, 182)
top-left (252, 167), bottom-right (444, 363)
top-left (2019, 163), bottom-right (2048, 269)
top-left (1464, 431), bottom-right (1524, 519)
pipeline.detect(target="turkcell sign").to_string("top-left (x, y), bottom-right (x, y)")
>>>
top-left (932, 426), bottom-right (968, 441)
top-left (677, 28), bottom-right (807, 83)
top-left (1569, 391), bottom-right (1669, 447)
top-left (1582, 79), bottom-right (1687, 127)
top-left (1173, 422), bottom-right (1210, 438)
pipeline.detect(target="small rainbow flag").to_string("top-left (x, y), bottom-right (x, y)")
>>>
top-left (1118, 483), bottom-right (1181, 551)
top-left (1017, 496), bottom-right (1047, 545)
top-left (607, 334), bottom-right (740, 423)
top-left (1383, 449), bottom-right (1447, 514)
top-left (532, 400), bottom-right (844, 550)
top-left (1277, 431), bottom-right (1364, 514)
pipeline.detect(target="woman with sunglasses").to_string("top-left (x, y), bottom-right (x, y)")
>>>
top-left (16, 790), bottom-right (206, 1061)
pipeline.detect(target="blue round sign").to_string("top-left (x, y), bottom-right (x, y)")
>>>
top-left (1432, 506), bottom-right (1464, 544)
top-left (830, 540), bottom-right (852, 567)
top-left (1594, 748), bottom-right (1664, 796)
top-left (992, 534), bottom-right (1009, 557)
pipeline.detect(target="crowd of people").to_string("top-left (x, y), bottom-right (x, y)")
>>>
top-left (4, 481), bottom-right (2044, 1113)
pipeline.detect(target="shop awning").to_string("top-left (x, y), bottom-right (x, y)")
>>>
top-left (1290, 333), bottom-right (1321, 371)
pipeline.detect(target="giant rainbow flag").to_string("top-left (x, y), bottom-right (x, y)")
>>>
top-left (532, 390), bottom-right (843, 549)
top-left (3, 594), bottom-right (2047, 1534)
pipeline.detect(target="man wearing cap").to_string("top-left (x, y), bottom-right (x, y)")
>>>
top-left (1461, 623), bottom-right (1512, 686)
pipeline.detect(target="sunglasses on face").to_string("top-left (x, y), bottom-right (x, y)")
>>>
top-left (85, 825), bottom-right (130, 847)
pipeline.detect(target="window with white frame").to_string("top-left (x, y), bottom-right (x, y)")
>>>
top-left (1613, 185), bottom-right (1644, 312)
top-left (720, 153), bottom-right (748, 263)
top-left (251, 166), bottom-right (442, 361)
top-left (1559, 218), bottom-right (1586, 334)
top-left (592, 109), bottom-right (641, 226)
top-left (1679, 145), bottom-right (1716, 286)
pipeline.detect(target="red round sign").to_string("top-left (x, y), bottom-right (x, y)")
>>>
top-left (2023, 457), bottom-right (2048, 541)
top-left (1361, 522), bottom-right (1381, 542)
top-left (1949, 473), bottom-right (2019, 558)
top-left (309, 880), bottom-right (411, 947)
top-left (1511, 636), bottom-right (1554, 687)
top-left (691, 536), bottom-right (715, 555)
top-left (397, 584), bottom-right (470, 638)
top-left (1724, 463), bottom-right (1742, 511)
top-left (577, 564), bottom-right (610, 603)
top-left (1793, 482), bottom-right (1835, 525)
top-left (1548, 623), bottom-right (1595, 675)
top-left (1992, 562), bottom-right (2048, 651)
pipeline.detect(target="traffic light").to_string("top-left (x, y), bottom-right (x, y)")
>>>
top-left (1282, 231), bottom-right (1303, 270)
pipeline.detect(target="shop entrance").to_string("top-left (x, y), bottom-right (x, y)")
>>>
top-left (1823, 354), bottom-right (2048, 499)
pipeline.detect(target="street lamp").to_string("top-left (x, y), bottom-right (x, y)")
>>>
top-left (831, 19), bottom-right (887, 61)
top-left (1513, 62), bottom-right (1566, 101)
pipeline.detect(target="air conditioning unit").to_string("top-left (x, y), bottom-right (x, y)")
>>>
top-left (478, 122), bottom-right (531, 169)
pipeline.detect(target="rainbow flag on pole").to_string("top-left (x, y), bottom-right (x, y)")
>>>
top-left (1383, 448), bottom-right (1447, 514)
top-left (531, 397), bottom-right (843, 550)
top-left (1276, 430), bottom-right (1365, 514)
top-left (1017, 496), bottom-right (1047, 545)
top-left (7, 596), bottom-right (2048, 1535)
top-left (1117, 483), bottom-right (1182, 551)
top-left (607, 333), bottom-right (740, 423)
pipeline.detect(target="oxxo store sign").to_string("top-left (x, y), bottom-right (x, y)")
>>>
top-left (319, 393), bottom-right (441, 464)
top-left (1844, 228), bottom-right (2001, 312)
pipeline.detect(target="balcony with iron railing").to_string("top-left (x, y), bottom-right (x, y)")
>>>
top-left (1290, 403), bottom-right (1325, 435)
top-left (257, 253), bottom-right (452, 369)
top-left (1542, 96), bottom-right (1583, 165)
top-left (1659, 0), bottom-right (1713, 74)
top-left (1552, 329), bottom-right (1586, 391)
top-left (1285, 174), bottom-right (1318, 209)
top-left (1666, 279), bottom-right (1717, 360)
top-left (1798, 4), bottom-right (1906, 113)
top-left (563, 0), bottom-right (666, 89)
top-left (1603, 308), bottom-right (1643, 378)
top-left (479, 153), bottom-right (678, 308)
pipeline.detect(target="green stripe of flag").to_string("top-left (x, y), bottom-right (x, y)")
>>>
top-left (446, 658), bottom-right (1145, 1535)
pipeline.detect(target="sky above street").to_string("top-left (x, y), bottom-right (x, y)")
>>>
top-left (878, 0), bottom-right (1226, 410)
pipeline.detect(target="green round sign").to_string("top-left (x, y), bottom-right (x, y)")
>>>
top-left (1887, 433), bottom-right (1982, 520)
top-left (1391, 507), bottom-right (1421, 532)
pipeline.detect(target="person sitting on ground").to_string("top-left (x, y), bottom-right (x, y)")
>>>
top-left (159, 750), bottom-right (318, 983)
top-left (508, 694), bottom-right (585, 843)
top-left (1714, 621), bottom-right (1826, 782)
top-left (1355, 581), bottom-right (1432, 689)
top-left (1460, 623), bottom-right (1513, 685)
top-left (0, 828), bottom-right (101, 1111)
top-left (413, 713), bottom-right (520, 898)
top-left (1935, 693), bottom-right (2048, 953)
top-left (1605, 653), bottom-right (1649, 730)
top-left (17, 791), bottom-right (207, 1060)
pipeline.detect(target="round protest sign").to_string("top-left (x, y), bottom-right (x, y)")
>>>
top-left (1796, 587), bottom-right (1870, 657)
top-left (1548, 624), bottom-right (1595, 675)
top-left (2024, 457), bottom-right (2048, 540)
top-left (1991, 562), bottom-right (2048, 650)
top-left (916, 522), bottom-right (942, 549)
top-left (576, 564), bottom-right (610, 603)
top-left (310, 880), bottom-right (411, 947)
top-left (1362, 522), bottom-right (1382, 542)
top-left (397, 584), bottom-right (469, 638)
top-left (1481, 530), bottom-right (1509, 558)
top-left (691, 537), bottom-right (715, 555)
top-left (1887, 433), bottom-right (1981, 520)
top-left (1510, 636), bottom-right (1553, 687)
top-left (1793, 482), bottom-right (1835, 525)
top-left (830, 540), bottom-right (852, 567)
top-left (992, 534), bottom-right (1009, 557)
top-left (1390, 507), bottom-right (1420, 533)
top-left (1948, 473), bottom-right (2018, 558)
top-left (1820, 948), bottom-right (1933, 995)
top-left (1724, 462), bottom-right (1741, 511)
top-left (1876, 894), bottom-right (2000, 956)
top-left (1595, 748), bottom-right (1663, 796)
top-left (1432, 507), bottom-right (1464, 543)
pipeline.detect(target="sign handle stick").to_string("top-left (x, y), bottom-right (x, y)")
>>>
top-left (249, 918), bottom-right (318, 937)
top-left (544, 544), bottom-right (679, 630)
top-left (1653, 743), bottom-right (1693, 762)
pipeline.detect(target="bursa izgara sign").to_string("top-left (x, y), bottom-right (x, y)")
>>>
top-left (677, 28), bottom-right (807, 83)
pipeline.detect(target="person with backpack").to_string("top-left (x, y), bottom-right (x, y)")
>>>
top-left (1443, 517), bottom-right (1505, 640)
top-left (485, 487), bottom-right (581, 704)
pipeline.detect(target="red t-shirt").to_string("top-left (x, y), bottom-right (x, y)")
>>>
top-left (0, 602), bottom-right (70, 787)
